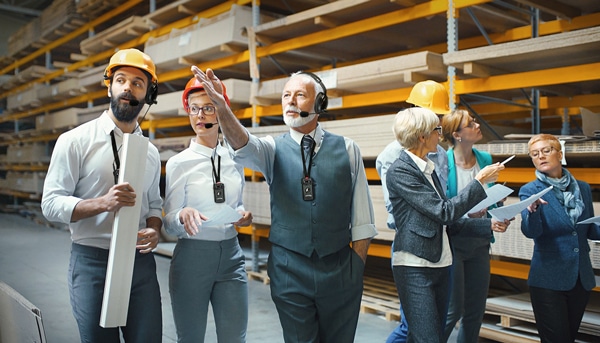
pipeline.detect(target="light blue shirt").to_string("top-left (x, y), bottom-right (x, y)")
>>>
top-left (164, 139), bottom-right (246, 241)
top-left (376, 140), bottom-right (448, 230)
top-left (229, 124), bottom-right (377, 242)
top-left (41, 111), bottom-right (163, 249)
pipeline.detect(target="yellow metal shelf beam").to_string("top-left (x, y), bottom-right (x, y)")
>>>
top-left (3, 4), bottom-right (599, 127)
top-left (0, 0), bottom-right (144, 78)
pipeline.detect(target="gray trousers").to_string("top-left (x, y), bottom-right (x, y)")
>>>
top-left (268, 244), bottom-right (365, 343)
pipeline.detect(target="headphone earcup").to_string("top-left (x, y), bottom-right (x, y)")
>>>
top-left (314, 92), bottom-right (328, 114)
top-left (145, 82), bottom-right (158, 105)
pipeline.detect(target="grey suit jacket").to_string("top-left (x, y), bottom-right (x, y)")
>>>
top-left (386, 150), bottom-right (490, 263)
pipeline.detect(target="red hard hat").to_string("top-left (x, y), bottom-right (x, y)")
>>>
top-left (182, 77), bottom-right (230, 111)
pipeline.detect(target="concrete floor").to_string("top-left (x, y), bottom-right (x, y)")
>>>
top-left (0, 213), bottom-right (401, 342)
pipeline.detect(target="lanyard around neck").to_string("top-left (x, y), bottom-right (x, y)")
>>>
top-left (211, 149), bottom-right (221, 184)
top-left (110, 130), bottom-right (120, 184)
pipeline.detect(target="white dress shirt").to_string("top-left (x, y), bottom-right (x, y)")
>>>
top-left (229, 124), bottom-right (377, 242)
top-left (163, 138), bottom-right (245, 241)
top-left (41, 111), bottom-right (163, 249)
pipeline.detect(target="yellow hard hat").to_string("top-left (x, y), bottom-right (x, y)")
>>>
top-left (103, 48), bottom-right (158, 87)
top-left (406, 80), bottom-right (450, 115)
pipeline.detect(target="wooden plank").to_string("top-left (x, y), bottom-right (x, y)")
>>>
top-left (444, 26), bottom-right (600, 76)
top-left (100, 134), bottom-right (149, 328)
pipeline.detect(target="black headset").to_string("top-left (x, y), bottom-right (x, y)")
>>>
top-left (104, 68), bottom-right (158, 105)
top-left (298, 71), bottom-right (328, 114)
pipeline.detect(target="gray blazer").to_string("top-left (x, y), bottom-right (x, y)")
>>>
top-left (387, 150), bottom-right (491, 263)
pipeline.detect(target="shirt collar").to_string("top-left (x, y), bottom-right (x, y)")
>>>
top-left (289, 123), bottom-right (323, 147)
top-left (189, 138), bottom-right (222, 157)
top-left (406, 149), bottom-right (436, 175)
top-left (99, 110), bottom-right (143, 137)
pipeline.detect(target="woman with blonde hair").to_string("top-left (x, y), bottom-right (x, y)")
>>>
top-left (386, 107), bottom-right (509, 343)
top-left (520, 133), bottom-right (600, 343)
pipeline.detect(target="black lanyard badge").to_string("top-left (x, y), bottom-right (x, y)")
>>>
top-left (300, 135), bottom-right (315, 201)
top-left (211, 152), bottom-right (225, 203)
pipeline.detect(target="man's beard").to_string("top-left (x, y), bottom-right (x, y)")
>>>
top-left (283, 105), bottom-right (317, 127)
top-left (110, 94), bottom-right (144, 123)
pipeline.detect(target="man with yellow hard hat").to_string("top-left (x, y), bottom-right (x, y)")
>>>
top-left (41, 48), bottom-right (163, 342)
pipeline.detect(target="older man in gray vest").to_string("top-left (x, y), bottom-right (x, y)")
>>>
top-left (190, 66), bottom-right (377, 343)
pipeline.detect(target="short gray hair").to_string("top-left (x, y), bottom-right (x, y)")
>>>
top-left (392, 107), bottom-right (439, 150)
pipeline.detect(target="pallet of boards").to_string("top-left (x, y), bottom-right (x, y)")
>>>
top-left (38, 0), bottom-right (85, 42)
top-left (143, 5), bottom-right (274, 72)
top-left (36, 106), bottom-right (105, 132)
top-left (239, 115), bottom-right (396, 159)
top-left (36, 78), bottom-right (84, 103)
top-left (444, 26), bottom-right (600, 78)
top-left (79, 16), bottom-right (152, 55)
top-left (1, 66), bottom-right (52, 91)
top-left (5, 172), bottom-right (46, 195)
top-left (143, 0), bottom-right (224, 28)
top-left (75, 0), bottom-right (125, 20)
top-left (481, 293), bottom-right (600, 342)
top-left (5, 143), bottom-right (50, 164)
top-left (253, 51), bottom-right (446, 105)
top-left (148, 78), bottom-right (252, 117)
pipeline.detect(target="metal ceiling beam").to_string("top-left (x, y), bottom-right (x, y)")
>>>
top-left (0, 4), bottom-right (42, 17)
top-left (512, 0), bottom-right (580, 21)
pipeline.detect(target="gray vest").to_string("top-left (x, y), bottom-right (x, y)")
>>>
top-left (270, 131), bottom-right (352, 257)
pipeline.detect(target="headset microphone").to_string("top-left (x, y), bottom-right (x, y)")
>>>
top-left (204, 123), bottom-right (219, 129)
top-left (129, 99), bottom-right (140, 106)
top-left (300, 111), bottom-right (311, 118)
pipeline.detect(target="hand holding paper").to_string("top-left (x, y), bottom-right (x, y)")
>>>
top-left (488, 186), bottom-right (553, 221)
top-left (469, 183), bottom-right (514, 214)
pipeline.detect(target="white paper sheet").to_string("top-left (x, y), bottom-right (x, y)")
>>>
top-left (577, 216), bottom-right (600, 225)
top-left (488, 186), bottom-right (553, 221)
top-left (202, 205), bottom-right (243, 227)
top-left (469, 184), bottom-right (514, 214)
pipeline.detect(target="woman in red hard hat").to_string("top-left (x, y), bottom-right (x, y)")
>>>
top-left (163, 76), bottom-right (252, 342)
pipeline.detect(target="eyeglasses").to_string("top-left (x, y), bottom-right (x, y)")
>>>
top-left (188, 105), bottom-right (216, 116)
top-left (433, 126), bottom-right (442, 135)
top-left (528, 146), bottom-right (555, 158)
top-left (458, 119), bottom-right (478, 131)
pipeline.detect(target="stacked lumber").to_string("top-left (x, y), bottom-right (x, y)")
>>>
top-left (37, 0), bottom-right (86, 54)
top-left (482, 293), bottom-right (600, 342)
top-left (0, 65), bottom-right (52, 91)
top-left (254, 51), bottom-right (445, 105)
top-left (148, 78), bottom-right (251, 117)
top-left (6, 0), bottom-right (85, 59)
top-left (143, 0), bottom-right (223, 28)
top-left (34, 105), bottom-right (104, 132)
top-left (76, 0), bottom-right (126, 20)
top-left (79, 16), bottom-right (152, 55)
top-left (7, 19), bottom-right (41, 57)
top-left (144, 5), bottom-right (273, 72)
